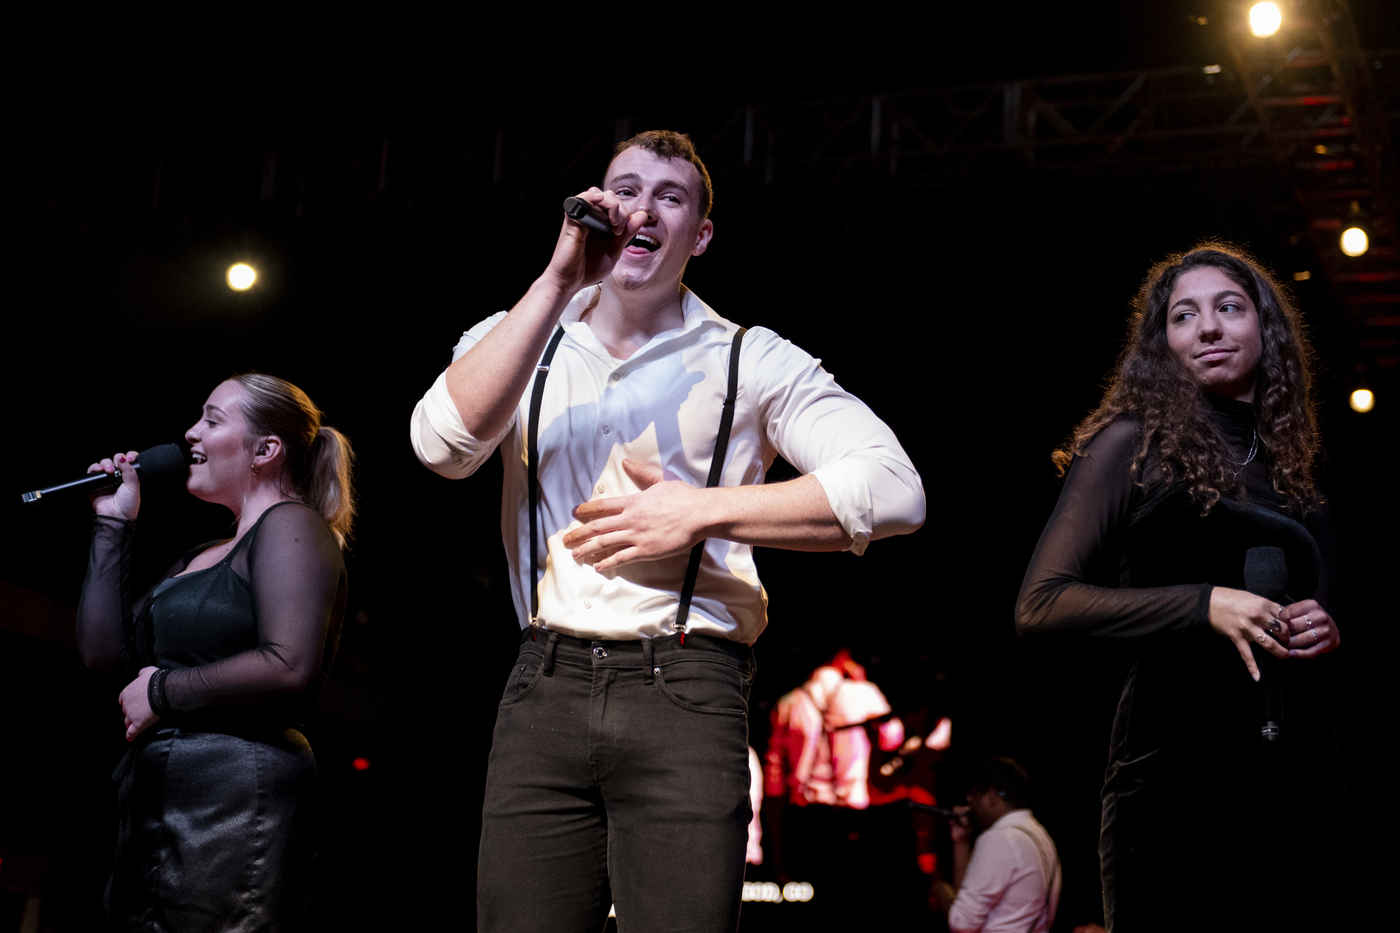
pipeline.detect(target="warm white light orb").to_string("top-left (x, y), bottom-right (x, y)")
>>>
top-left (1349, 388), bottom-right (1375, 413)
top-left (227, 263), bottom-right (257, 291)
top-left (1340, 227), bottom-right (1369, 257)
top-left (1250, 3), bottom-right (1282, 37)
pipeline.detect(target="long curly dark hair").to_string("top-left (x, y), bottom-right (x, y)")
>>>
top-left (1052, 241), bottom-right (1320, 512)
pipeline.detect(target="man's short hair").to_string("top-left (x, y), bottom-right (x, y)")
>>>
top-left (612, 130), bottom-right (713, 220)
top-left (966, 757), bottom-right (1032, 810)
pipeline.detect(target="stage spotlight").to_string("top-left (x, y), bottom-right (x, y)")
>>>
top-left (1341, 227), bottom-right (1369, 256)
top-left (1341, 202), bottom-right (1371, 257)
top-left (352, 756), bottom-right (371, 771)
top-left (227, 263), bottom-right (257, 291)
top-left (1349, 388), bottom-right (1375, 413)
top-left (1250, 2), bottom-right (1282, 37)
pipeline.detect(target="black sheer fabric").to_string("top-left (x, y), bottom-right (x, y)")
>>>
top-left (1017, 398), bottom-right (1342, 933)
top-left (80, 502), bottom-right (346, 724)
top-left (77, 501), bottom-right (346, 931)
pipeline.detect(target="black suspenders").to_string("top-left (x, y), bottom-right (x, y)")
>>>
top-left (675, 326), bottom-right (747, 640)
top-left (527, 326), bottom-right (568, 623)
top-left (527, 324), bottom-right (748, 641)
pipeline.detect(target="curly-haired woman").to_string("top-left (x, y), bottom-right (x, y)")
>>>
top-left (1017, 243), bottom-right (1340, 931)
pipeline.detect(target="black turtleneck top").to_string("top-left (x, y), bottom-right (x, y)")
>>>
top-left (1016, 396), bottom-right (1340, 762)
top-left (1016, 396), bottom-right (1338, 642)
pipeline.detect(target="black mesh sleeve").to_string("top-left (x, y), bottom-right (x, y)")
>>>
top-left (1016, 419), bottom-right (1210, 639)
top-left (160, 503), bottom-right (346, 712)
top-left (77, 517), bottom-right (186, 674)
top-left (76, 516), bottom-right (138, 673)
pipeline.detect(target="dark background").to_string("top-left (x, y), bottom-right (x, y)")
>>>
top-left (2, 4), bottom-right (1395, 930)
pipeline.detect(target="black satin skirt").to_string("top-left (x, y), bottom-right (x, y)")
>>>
top-left (107, 722), bottom-right (321, 932)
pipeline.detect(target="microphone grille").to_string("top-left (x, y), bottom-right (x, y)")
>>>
top-left (1243, 546), bottom-right (1288, 603)
top-left (134, 443), bottom-right (190, 486)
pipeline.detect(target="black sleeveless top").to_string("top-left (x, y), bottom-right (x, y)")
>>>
top-left (80, 501), bottom-right (347, 735)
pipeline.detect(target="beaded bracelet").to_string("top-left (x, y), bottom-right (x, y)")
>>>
top-left (147, 668), bottom-right (172, 717)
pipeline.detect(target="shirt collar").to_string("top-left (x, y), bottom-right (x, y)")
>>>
top-left (990, 808), bottom-right (1033, 831)
top-left (560, 284), bottom-right (726, 363)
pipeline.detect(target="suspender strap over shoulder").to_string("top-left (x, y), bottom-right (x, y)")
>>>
top-left (528, 326), bottom-right (567, 623)
top-left (676, 326), bottom-right (747, 642)
top-left (1005, 823), bottom-right (1059, 924)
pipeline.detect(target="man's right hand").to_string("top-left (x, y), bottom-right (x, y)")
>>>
top-left (438, 187), bottom-right (646, 444)
top-left (949, 806), bottom-right (973, 845)
top-left (543, 187), bottom-right (648, 294)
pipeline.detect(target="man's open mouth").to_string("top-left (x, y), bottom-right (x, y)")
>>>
top-left (629, 235), bottom-right (660, 252)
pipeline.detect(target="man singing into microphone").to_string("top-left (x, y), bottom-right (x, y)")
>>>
top-left (945, 758), bottom-right (1060, 933)
top-left (411, 130), bottom-right (925, 932)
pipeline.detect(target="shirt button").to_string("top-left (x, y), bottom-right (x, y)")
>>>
top-left (583, 600), bottom-right (592, 609)
top-left (610, 372), bottom-right (621, 382)
top-left (592, 646), bottom-right (608, 659)
top-left (596, 484), bottom-right (605, 495)
top-left (601, 425), bottom-right (611, 435)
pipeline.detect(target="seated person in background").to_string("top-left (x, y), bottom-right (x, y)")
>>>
top-left (945, 758), bottom-right (1060, 933)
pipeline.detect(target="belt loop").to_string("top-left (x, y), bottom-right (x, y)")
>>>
top-left (642, 638), bottom-right (655, 685)
top-left (542, 632), bottom-right (559, 677)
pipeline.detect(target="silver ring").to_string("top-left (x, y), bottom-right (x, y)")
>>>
top-left (1257, 633), bottom-right (1268, 644)
top-left (1303, 615), bottom-right (1313, 629)
top-left (1267, 618), bottom-right (1282, 635)
top-left (1312, 629), bottom-right (1320, 643)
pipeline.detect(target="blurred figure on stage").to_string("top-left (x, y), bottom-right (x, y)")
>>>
top-left (78, 374), bottom-right (353, 931)
top-left (939, 758), bottom-right (1060, 933)
top-left (869, 698), bottom-right (953, 887)
top-left (766, 649), bottom-right (903, 813)
top-left (764, 649), bottom-right (930, 923)
top-left (1017, 242), bottom-right (1344, 932)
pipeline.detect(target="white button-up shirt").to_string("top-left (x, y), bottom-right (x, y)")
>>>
top-left (410, 286), bottom-right (924, 644)
top-left (950, 809), bottom-right (1061, 933)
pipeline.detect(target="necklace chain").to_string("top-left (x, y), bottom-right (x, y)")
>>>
top-left (1231, 429), bottom-right (1259, 472)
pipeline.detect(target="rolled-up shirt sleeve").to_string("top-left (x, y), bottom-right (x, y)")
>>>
top-left (745, 328), bottom-right (925, 555)
top-left (410, 312), bottom-right (513, 479)
top-left (1015, 418), bottom-right (1207, 638)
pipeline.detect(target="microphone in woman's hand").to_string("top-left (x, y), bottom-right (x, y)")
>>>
top-left (20, 443), bottom-right (190, 506)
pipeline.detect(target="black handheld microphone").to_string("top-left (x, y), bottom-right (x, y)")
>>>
top-left (1244, 546), bottom-right (1288, 742)
top-left (19, 443), bottom-right (189, 506)
top-left (562, 197), bottom-right (614, 237)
